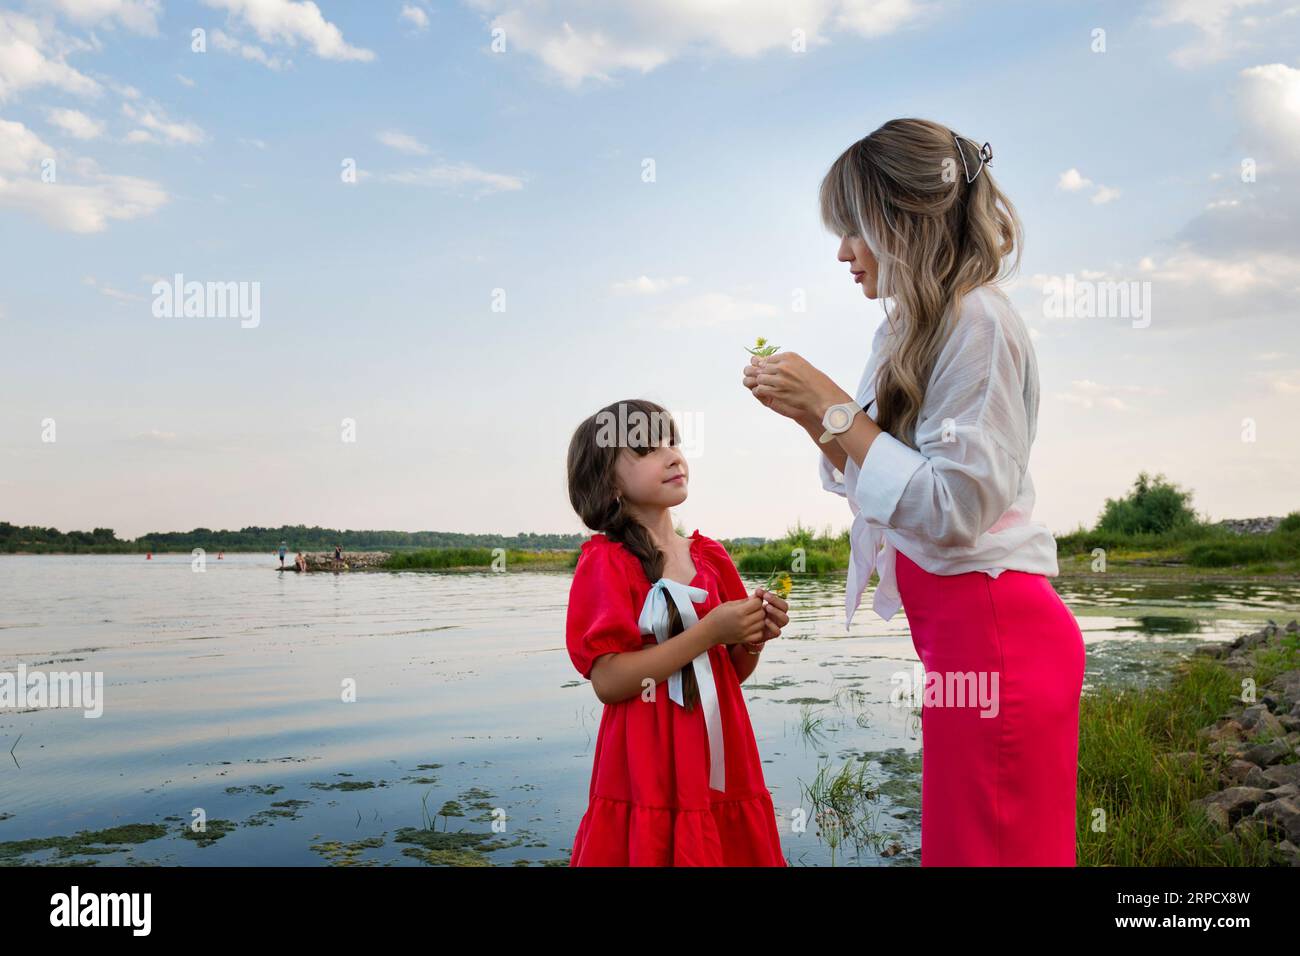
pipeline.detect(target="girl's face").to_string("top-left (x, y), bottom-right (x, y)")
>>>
top-left (837, 234), bottom-right (878, 299)
top-left (614, 439), bottom-right (688, 510)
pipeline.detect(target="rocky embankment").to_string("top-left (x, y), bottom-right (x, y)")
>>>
top-left (278, 552), bottom-right (390, 572)
top-left (1189, 619), bottom-right (1300, 864)
top-left (1214, 516), bottom-right (1287, 535)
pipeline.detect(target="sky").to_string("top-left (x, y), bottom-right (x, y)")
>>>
top-left (1, 0), bottom-right (1298, 541)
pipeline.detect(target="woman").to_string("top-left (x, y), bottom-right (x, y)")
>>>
top-left (743, 118), bottom-right (1085, 866)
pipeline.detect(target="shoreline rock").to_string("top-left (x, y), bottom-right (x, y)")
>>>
top-left (1213, 516), bottom-right (1287, 535)
top-left (1190, 618), bottom-right (1300, 863)
top-left (276, 552), bottom-right (390, 572)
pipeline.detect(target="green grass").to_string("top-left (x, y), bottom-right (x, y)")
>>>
top-left (378, 512), bottom-right (1300, 578)
top-left (1077, 630), bottom-right (1300, 866)
top-left (1056, 514), bottom-right (1300, 574)
top-left (382, 548), bottom-right (573, 571)
top-left (726, 520), bottom-right (849, 576)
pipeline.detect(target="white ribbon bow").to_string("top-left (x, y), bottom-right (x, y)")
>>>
top-left (637, 577), bottom-right (726, 793)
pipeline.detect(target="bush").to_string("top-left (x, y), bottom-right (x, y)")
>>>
top-left (1096, 471), bottom-right (1199, 535)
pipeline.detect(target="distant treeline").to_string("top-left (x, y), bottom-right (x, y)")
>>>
top-left (0, 522), bottom-right (597, 554)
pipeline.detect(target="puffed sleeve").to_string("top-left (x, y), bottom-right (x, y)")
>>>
top-left (565, 543), bottom-right (646, 680)
top-left (849, 303), bottom-right (1031, 549)
top-left (696, 536), bottom-right (749, 603)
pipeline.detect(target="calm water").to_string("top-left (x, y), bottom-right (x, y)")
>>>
top-left (1, 554), bottom-right (1296, 867)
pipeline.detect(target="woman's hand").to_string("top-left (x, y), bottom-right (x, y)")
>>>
top-left (742, 352), bottom-right (850, 423)
top-left (704, 595), bottom-right (767, 646)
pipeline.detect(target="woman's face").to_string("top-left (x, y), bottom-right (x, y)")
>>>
top-left (838, 234), bottom-right (878, 299)
top-left (614, 440), bottom-right (688, 511)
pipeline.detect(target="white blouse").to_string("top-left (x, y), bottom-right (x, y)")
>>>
top-left (819, 283), bottom-right (1059, 629)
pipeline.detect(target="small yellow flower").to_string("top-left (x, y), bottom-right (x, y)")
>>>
top-left (744, 335), bottom-right (780, 357)
top-left (773, 572), bottom-right (792, 599)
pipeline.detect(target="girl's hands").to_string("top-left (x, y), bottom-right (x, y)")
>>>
top-left (742, 351), bottom-right (849, 423)
top-left (750, 587), bottom-right (790, 646)
top-left (705, 595), bottom-right (767, 646)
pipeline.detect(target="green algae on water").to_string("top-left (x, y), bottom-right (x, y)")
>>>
top-left (0, 822), bottom-right (168, 864)
top-left (308, 779), bottom-right (382, 791)
top-left (181, 819), bottom-right (237, 847)
top-left (394, 826), bottom-right (493, 866)
top-left (310, 835), bottom-right (386, 866)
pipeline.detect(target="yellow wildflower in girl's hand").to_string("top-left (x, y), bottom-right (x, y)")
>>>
top-left (772, 572), bottom-right (792, 600)
top-left (745, 336), bottom-right (780, 357)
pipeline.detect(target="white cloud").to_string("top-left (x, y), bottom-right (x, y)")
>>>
top-left (211, 28), bottom-right (288, 70)
top-left (1058, 167), bottom-right (1119, 204)
top-left (834, 0), bottom-right (937, 37)
top-left (0, 12), bottom-right (103, 102)
top-left (46, 106), bottom-right (104, 140)
top-left (1145, 248), bottom-right (1300, 298)
top-left (466, 0), bottom-right (933, 87)
top-left (0, 116), bottom-right (48, 174)
top-left (50, 0), bottom-right (163, 35)
top-left (176, 73), bottom-right (195, 87)
top-left (0, 117), bottom-right (168, 233)
top-left (1175, 62), bottom-right (1300, 257)
top-left (1146, 0), bottom-right (1276, 68)
top-left (83, 274), bottom-right (146, 302)
top-left (202, 0), bottom-right (375, 62)
top-left (376, 129), bottom-right (428, 155)
top-left (1058, 168), bottom-right (1091, 191)
top-left (383, 160), bottom-right (524, 195)
top-left (649, 291), bottom-right (781, 330)
top-left (1237, 62), bottom-right (1300, 163)
top-left (1257, 369), bottom-right (1300, 394)
top-left (400, 3), bottom-right (430, 31)
top-left (122, 101), bottom-right (206, 145)
top-left (129, 428), bottom-right (178, 442)
top-left (1014, 247), bottom-right (1300, 329)
top-left (613, 275), bottom-right (690, 295)
top-left (1052, 383), bottom-right (1130, 412)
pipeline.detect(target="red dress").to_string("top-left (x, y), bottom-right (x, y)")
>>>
top-left (566, 528), bottom-right (787, 867)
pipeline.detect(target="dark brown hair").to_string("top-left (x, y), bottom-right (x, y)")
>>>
top-left (566, 398), bottom-right (699, 709)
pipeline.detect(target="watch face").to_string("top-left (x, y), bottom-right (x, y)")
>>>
top-left (827, 405), bottom-right (851, 429)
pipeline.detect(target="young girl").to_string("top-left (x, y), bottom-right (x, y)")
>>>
top-left (564, 398), bottom-right (789, 867)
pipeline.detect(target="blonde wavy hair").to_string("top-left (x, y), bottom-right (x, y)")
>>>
top-left (818, 118), bottom-right (1024, 449)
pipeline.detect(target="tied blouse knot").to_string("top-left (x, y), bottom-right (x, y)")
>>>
top-left (820, 284), bottom-right (1059, 630)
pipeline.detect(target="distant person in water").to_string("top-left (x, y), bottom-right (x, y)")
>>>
top-left (278, 541), bottom-right (287, 568)
top-left (334, 544), bottom-right (342, 565)
top-left (295, 552), bottom-right (307, 572)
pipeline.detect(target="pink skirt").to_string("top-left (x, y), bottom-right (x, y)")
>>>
top-left (894, 548), bottom-right (1086, 866)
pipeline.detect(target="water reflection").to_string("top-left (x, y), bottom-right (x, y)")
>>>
top-left (0, 555), bottom-right (1294, 866)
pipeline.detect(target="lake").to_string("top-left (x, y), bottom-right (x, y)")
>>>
top-left (1, 553), bottom-right (1296, 866)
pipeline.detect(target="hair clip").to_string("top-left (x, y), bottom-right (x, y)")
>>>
top-left (953, 133), bottom-right (992, 184)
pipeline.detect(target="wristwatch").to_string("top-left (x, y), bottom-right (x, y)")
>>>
top-left (818, 400), bottom-right (861, 443)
